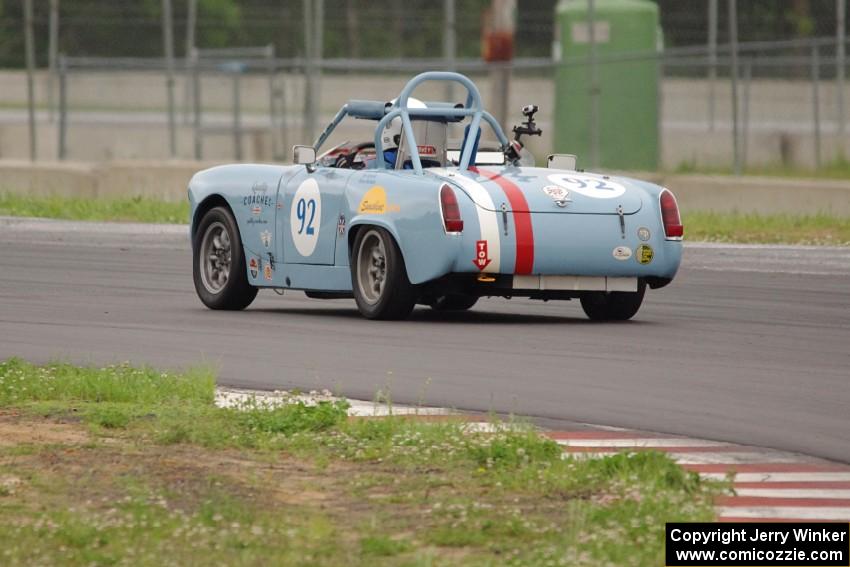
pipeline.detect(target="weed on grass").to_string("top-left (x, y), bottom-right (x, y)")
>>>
top-left (0, 358), bottom-right (215, 406)
top-left (0, 359), bottom-right (723, 566)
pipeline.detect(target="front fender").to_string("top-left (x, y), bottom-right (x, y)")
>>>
top-left (188, 163), bottom-right (295, 256)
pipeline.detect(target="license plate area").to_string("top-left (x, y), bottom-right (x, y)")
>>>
top-left (512, 275), bottom-right (637, 293)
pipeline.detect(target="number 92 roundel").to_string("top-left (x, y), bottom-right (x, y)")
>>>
top-left (290, 178), bottom-right (322, 257)
top-left (547, 174), bottom-right (626, 199)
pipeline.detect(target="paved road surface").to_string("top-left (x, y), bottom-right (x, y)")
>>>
top-left (1, 217), bottom-right (848, 462)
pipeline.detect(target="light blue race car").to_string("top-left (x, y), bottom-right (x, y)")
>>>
top-left (189, 72), bottom-right (683, 320)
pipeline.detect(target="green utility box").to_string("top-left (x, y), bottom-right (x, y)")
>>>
top-left (553, 0), bottom-right (660, 170)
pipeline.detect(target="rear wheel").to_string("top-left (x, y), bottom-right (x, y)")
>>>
top-left (193, 206), bottom-right (258, 310)
top-left (580, 280), bottom-right (646, 321)
top-left (351, 227), bottom-right (417, 320)
top-left (429, 294), bottom-right (478, 312)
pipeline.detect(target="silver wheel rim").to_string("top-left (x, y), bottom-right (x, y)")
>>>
top-left (356, 230), bottom-right (387, 305)
top-left (199, 221), bottom-right (232, 295)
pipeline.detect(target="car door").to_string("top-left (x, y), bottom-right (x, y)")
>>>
top-left (278, 166), bottom-right (352, 265)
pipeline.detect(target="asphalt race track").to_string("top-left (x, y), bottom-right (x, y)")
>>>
top-left (1, 217), bottom-right (849, 462)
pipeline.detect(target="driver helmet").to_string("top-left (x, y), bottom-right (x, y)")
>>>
top-left (382, 97), bottom-right (427, 153)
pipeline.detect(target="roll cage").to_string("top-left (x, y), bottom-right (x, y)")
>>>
top-left (311, 71), bottom-right (512, 175)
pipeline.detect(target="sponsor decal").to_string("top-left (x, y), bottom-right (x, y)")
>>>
top-left (637, 227), bottom-right (651, 241)
top-left (473, 240), bottom-right (492, 271)
top-left (260, 230), bottom-right (272, 248)
top-left (263, 261), bottom-right (273, 281)
top-left (636, 244), bottom-right (654, 265)
top-left (249, 257), bottom-right (259, 278)
top-left (542, 185), bottom-right (570, 201)
top-left (247, 218), bottom-right (268, 225)
top-left (357, 185), bottom-right (399, 214)
top-left (358, 172), bottom-right (378, 185)
top-left (547, 173), bottom-right (626, 199)
top-left (475, 168), bottom-right (534, 274)
top-left (417, 145), bottom-right (438, 157)
top-left (251, 205), bottom-right (262, 216)
top-left (337, 214), bottom-right (346, 236)
top-left (612, 246), bottom-right (632, 261)
top-left (244, 194), bottom-right (274, 208)
top-left (290, 178), bottom-right (322, 257)
top-left (251, 181), bottom-right (269, 194)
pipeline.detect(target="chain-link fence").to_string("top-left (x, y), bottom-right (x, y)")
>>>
top-left (3, 0), bottom-right (849, 172)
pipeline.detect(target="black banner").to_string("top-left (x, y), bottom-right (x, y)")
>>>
top-left (666, 523), bottom-right (849, 566)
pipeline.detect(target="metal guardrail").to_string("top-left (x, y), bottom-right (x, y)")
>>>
top-left (52, 32), bottom-right (850, 169)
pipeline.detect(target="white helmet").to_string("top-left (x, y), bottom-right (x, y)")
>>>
top-left (381, 97), bottom-right (427, 151)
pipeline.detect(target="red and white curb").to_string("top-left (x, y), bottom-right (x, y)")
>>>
top-left (547, 429), bottom-right (850, 522)
top-left (215, 388), bottom-right (850, 522)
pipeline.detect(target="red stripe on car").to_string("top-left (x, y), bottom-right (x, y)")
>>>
top-left (474, 168), bottom-right (534, 274)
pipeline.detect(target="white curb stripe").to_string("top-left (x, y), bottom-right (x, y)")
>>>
top-left (566, 451), bottom-right (814, 465)
top-left (431, 169), bottom-right (501, 272)
top-left (214, 387), bottom-right (454, 417)
top-left (701, 472), bottom-right (850, 483)
top-left (717, 506), bottom-right (850, 520)
top-left (735, 488), bottom-right (850, 499)
top-left (557, 438), bottom-right (728, 448)
top-left (669, 452), bottom-right (818, 465)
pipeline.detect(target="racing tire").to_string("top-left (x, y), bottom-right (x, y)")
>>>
top-left (580, 280), bottom-right (646, 321)
top-left (429, 294), bottom-right (479, 312)
top-left (351, 227), bottom-right (417, 320)
top-left (193, 206), bottom-right (258, 310)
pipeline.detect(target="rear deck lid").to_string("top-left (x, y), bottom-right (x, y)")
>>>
top-left (429, 166), bottom-right (643, 215)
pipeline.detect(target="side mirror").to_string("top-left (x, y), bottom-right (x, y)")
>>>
top-left (547, 153), bottom-right (577, 171)
top-left (293, 145), bottom-right (317, 170)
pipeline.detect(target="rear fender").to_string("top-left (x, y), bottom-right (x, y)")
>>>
top-left (344, 172), bottom-right (463, 285)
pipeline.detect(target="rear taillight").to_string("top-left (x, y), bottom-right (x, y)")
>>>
top-left (660, 189), bottom-right (683, 239)
top-left (440, 184), bottom-right (464, 233)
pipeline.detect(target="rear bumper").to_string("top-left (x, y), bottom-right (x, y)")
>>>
top-left (419, 273), bottom-right (652, 302)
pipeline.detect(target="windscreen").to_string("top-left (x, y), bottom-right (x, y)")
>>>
top-left (396, 119), bottom-right (448, 169)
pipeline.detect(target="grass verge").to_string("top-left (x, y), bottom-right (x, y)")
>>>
top-left (0, 193), bottom-right (189, 224)
top-left (3, 192), bottom-right (850, 245)
top-left (673, 157), bottom-right (850, 180)
top-left (683, 211), bottom-right (850, 246)
top-left (0, 359), bottom-right (721, 566)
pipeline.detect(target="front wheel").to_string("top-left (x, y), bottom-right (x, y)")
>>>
top-left (351, 227), bottom-right (417, 320)
top-left (580, 280), bottom-right (646, 321)
top-left (193, 206), bottom-right (258, 310)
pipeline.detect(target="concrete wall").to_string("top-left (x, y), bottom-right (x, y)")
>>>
top-left (636, 172), bottom-right (850, 216)
top-left (0, 160), bottom-right (218, 203)
top-left (3, 70), bottom-right (850, 168)
top-left (1, 160), bottom-right (848, 215)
